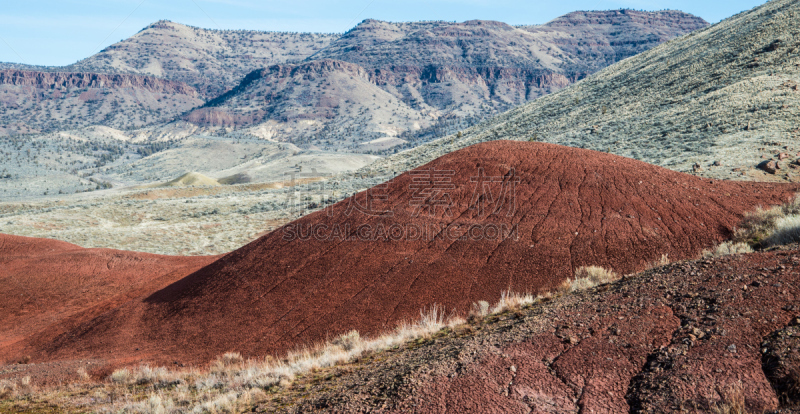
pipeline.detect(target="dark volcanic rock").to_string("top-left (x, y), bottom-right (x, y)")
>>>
top-left (259, 247), bottom-right (800, 414)
top-left (763, 321), bottom-right (800, 408)
top-left (0, 70), bottom-right (198, 95)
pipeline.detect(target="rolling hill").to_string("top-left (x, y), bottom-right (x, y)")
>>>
top-left (7, 142), bottom-right (797, 367)
top-left (0, 234), bottom-right (216, 368)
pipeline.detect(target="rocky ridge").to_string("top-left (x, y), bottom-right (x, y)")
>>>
top-left (0, 70), bottom-right (203, 135)
top-left (64, 20), bottom-right (340, 98)
top-left (192, 11), bottom-right (707, 152)
top-left (356, 0), bottom-right (800, 182)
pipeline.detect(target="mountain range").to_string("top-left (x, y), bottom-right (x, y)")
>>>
top-left (0, 11), bottom-right (706, 149)
top-left (0, 10), bottom-right (707, 203)
top-left (363, 0), bottom-right (800, 183)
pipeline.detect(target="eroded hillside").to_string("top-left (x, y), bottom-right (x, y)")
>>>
top-left (0, 70), bottom-right (202, 136)
top-left (191, 12), bottom-right (707, 152)
top-left (361, 0), bottom-right (800, 183)
top-left (65, 21), bottom-right (339, 98)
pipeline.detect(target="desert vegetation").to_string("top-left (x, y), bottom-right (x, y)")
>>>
top-left (733, 196), bottom-right (800, 248)
top-left (701, 195), bottom-right (800, 259)
top-left (559, 265), bottom-right (621, 292)
top-left (702, 241), bottom-right (754, 259)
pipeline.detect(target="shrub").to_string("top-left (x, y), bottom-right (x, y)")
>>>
top-left (763, 215), bottom-right (800, 247)
top-left (134, 365), bottom-right (171, 385)
top-left (734, 196), bottom-right (800, 247)
top-left (331, 330), bottom-right (361, 351)
top-left (0, 380), bottom-right (16, 399)
top-left (110, 368), bottom-right (131, 384)
top-left (119, 394), bottom-right (175, 414)
top-left (712, 383), bottom-right (748, 414)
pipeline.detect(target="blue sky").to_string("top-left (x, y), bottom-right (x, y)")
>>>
top-left (0, 0), bottom-right (767, 66)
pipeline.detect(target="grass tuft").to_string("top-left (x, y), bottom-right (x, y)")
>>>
top-left (712, 383), bottom-right (749, 414)
top-left (703, 241), bottom-right (754, 258)
top-left (561, 266), bottom-right (620, 293)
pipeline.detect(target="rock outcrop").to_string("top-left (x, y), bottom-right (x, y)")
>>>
top-left (0, 70), bottom-right (203, 135)
top-left (261, 246), bottom-right (800, 414)
top-left (0, 70), bottom-right (198, 95)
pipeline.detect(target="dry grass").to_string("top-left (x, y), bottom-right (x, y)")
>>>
top-left (712, 383), bottom-right (749, 414)
top-left (734, 196), bottom-right (800, 248)
top-left (0, 376), bottom-right (34, 400)
top-left (85, 305), bottom-right (468, 413)
top-left (702, 241), bottom-right (754, 258)
top-left (648, 253), bottom-right (672, 269)
top-left (490, 291), bottom-right (537, 314)
top-left (560, 266), bottom-right (620, 293)
top-left (5, 272), bottom-right (625, 413)
top-left (470, 300), bottom-right (491, 318)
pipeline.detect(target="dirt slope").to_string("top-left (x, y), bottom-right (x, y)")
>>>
top-left (0, 234), bottom-right (217, 365)
top-left (261, 246), bottom-right (800, 414)
top-left (25, 141), bottom-right (799, 366)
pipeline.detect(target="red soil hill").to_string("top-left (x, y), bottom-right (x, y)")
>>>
top-left (0, 234), bottom-right (216, 365)
top-left (17, 142), bottom-right (800, 366)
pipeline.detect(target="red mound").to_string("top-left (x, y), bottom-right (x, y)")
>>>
top-left (0, 234), bottom-right (217, 370)
top-left (14, 142), bottom-right (800, 366)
